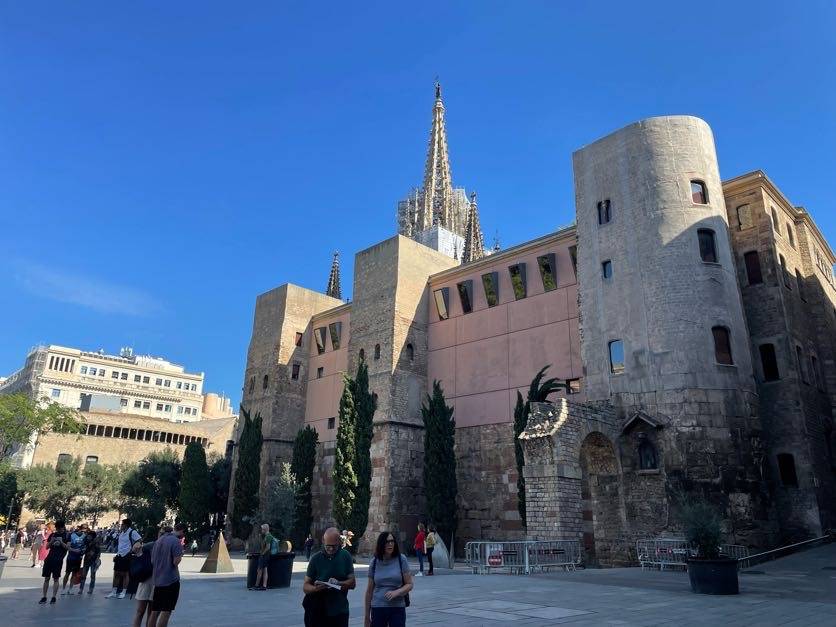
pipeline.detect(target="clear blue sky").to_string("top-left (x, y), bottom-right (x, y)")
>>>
top-left (2, 2), bottom-right (835, 408)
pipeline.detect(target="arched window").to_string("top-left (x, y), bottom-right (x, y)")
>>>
top-left (374, 344), bottom-right (381, 360)
top-left (638, 440), bottom-right (658, 470)
top-left (777, 453), bottom-right (798, 487)
top-left (406, 343), bottom-right (414, 363)
top-left (690, 180), bottom-right (708, 204)
top-left (712, 326), bottom-right (733, 365)
top-left (262, 374), bottom-right (269, 390)
top-left (359, 348), bottom-right (365, 361)
top-left (698, 229), bottom-right (717, 263)
top-left (85, 455), bottom-right (98, 466)
top-left (57, 453), bottom-right (72, 467)
top-left (786, 223), bottom-right (796, 248)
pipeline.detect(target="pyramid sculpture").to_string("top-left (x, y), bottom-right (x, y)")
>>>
top-left (200, 532), bottom-right (235, 573)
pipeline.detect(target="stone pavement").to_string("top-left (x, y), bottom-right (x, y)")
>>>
top-left (0, 544), bottom-right (834, 626)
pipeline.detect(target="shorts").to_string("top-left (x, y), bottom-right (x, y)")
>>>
top-left (135, 580), bottom-right (154, 601)
top-left (258, 554), bottom-right (270, 569)
top-left (66, 559), bottom-right (83, 574)
top-left (42, 560), bottom-right (62, 580)
top-left (151, 580), bottom-right (180, 612)
top-left (114, 554), bottom-right (130, 572)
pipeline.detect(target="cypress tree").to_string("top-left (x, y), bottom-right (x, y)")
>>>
top-left (178, 442), bottom-right (212, 538)
top-left (231, 408), bottom-right (263, 539)
top-left (422, 380), bottom-right (457, 548)
top-left (290, 425), bottom-right (318, 547)
top-left (348, 360), bottom-right (375, 544)
top-left (332, 377), bottom-right (358, 530)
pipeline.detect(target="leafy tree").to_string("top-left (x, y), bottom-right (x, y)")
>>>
top-left (231, 407), bottom-right (262, 539)
top-left (348, 361), bottom-right (375, 547)
top-left (0, 464), bottom-right (23, 527)
top-left (290, 425), bottom-right (318, 547)
top-left (19, 456), bottom-right (85, 522)
top-left (121, 448), bottom-right (181, 538)
top-left (78, 463), bottom-right (130, 527)
top-left (422, 381), bottom-right (457, 548)
top-left (332, 377), bottom-right (358, 531)
top-left (514, 365), bottom-right (562, 527)
top-left (178, 442), bottom-right (212, 538)
top-left (207, 452), bottom-right (231, 530)
top-left (0, 393), bottom-right (83, 463)
top-left (251, 463), bottom-right (298, 541)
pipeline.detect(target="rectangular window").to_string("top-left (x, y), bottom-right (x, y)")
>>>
top-left (744, 251), bottom-right (763, 285)
top-left (185, 407), bottom-right (192, 415)
top-left (176, 382), bottom-right (182, 389)
top-left (787, 223), bottom-right (796, 248)
top-left (295, 332), bottom-right (304, 347)
top-left (602, 260), bottom-right (613, 279)
top-left (134, 400), bottom-right (142, 408)
top-left (327, 417), bottom-right (335, 429)
top-left (712, 327), bottom-right (733, 365)
top-left (134, 375), bottom-right (141, 382)
top-left (608, 340), bottom-right (625, 374)
top-left (164, 404), bottom-right (171, 412)
top-left (481, 272), bottom-right (499, 307)
top-left (142, 401), bottom-right (150, 409)
top-left (291, 363), bottom-right (301, 380)
top-left (690, 180), bottom-right (708, 204)
top-left (112, 370), bottom-right (119, 379)
top-left (120, 398), bottom-right (128, 407)
top-left (508, 263), bottom-right (527, 300)
top-left (537, 253), bottom-right (558, 291)
top-left (89, 367), bottom-right (97, 376)
top-left (698, 229), bottom-right (717, 263)
top-left (771, 207), bottom-right (780, 233)
top-left (164, 379), bottom-right (171, 387)
top-left (142, 376), bottom-right (150, 384)
top-left (156, 403), bottom-right (164, 411)
top-left (120, 372), bottom-right (128, 380)
top-left (99, 369), bottom-right (105, 377)
top-left (177, 406), bottom-right (184, 414)
top-left (810, 356), bottom-right (821, 391)
top-left (796, 346), bottom-right (809, 384)
top-left (736, 204), bottom-right (752, 230)
top-left (314, 327), bottom-right (327, 354)
top-left (80, 366), bottom-right (88, 374)
top-left (568, 246), bottom-right (578, 279)
top-left (457, 280), bottom-right (474, 314)
top-left (433, 288), bottom-right (450, 320)
top-left (759, 344), bottom-right (780, 381)
top-left (317, 367), bottom-right (324, 379)
top-left (190, 384), bottom-right (196, 391)
top-left (597, 199), bottom-right (612, 225)
top-left (51, 388), bottom-right (61, 398)
top-left (155, 378), bottom-right (163, 386)
top-left (57, 453), bottom-right (72, 467)
top-left (329, 322), bottom-right (342, 350)
top-left (777, 453), bottom-right (798, 488)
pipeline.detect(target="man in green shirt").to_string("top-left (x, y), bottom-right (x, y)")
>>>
top-left (303, 527), bottom-right (355, 626)
top-left (252, 523), bottom-right (275, 591)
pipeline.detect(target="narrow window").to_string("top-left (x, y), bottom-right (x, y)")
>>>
top-left (51, 388), bottom-right (60, 398)
top-left (164, 379), bottom-right (171, 387)
top-left (372, 392), bottom-right (378, 407)
top-left (508, 263), bottom-right (527, 300)
top-left (327, 417), bottom-right (335, 430)
top-left (374, 344), bottom-right (381, 360)
top-left (317, 367), bottom-right (324, 379)
top-left (329, 322), bottom-right (342, 350)
top-left (608, 340), bottom-right (625, 374)
top-left (760, 344), bottom-right (780, 381)
top-left (57, 453), bottom-right (72, 467)
top-left (262, 374), bottom-right (269, 390)
top-left (810, 355), bottom-right (822, 391)
top-left (314, 327), bottom-right (327, 354)
top-left (736, 204), bottom-right (752, 230)
top-left (104, 426), bottom-right (113, 437)
top-left (155, 378), bottom-right (163, 386)
top-left (134, 400), bottom-right (142, 408)
top-left (406, 343), bottom-right (414, 363)
top-left (568, 246), bottom-right (578, 279)
top-left (295, 332), bottom-right (304, 347)
top-left (164, 404), bottom-right (171, 412)
top-left (134, 374), bottom-right (141, 382)
top-left (601, 260), bottom-right (613, 280)
top-left (690, 180), bottom-right (708, 204)
top-left (96, 425), bottom-right (105, 436)
top-left (771, 207), bottom-right (780, 233)
top-left (777, 453), bottom-right (798, 488)
top-left (359, 349), bottom-right (365, 361)
top-left (249, 377), bottom-right (255, 393)
top-left (433, 288), bottom-right (450, 320)
top-left (120, 398), bottom-right (128, 407)
top-left (779, 255), bottom-right (791, 288)
top-left (142, 401), bottom-right (150, 409)
top-left (796, 346), bottom-right (808, 384)
top-left (786, 223), bottom-right (795, 248)
top-left (795, 270), bottom-right (805, 301)
top-left (48, 356), bottom-right (55, 369)
top-left (291, 363), bottom-right (301, 380)
top-left (112, 371), bottom-right (119, 379)
top-left (537, 253), bottom-right (558, 291)
top-left (712, 326), bottom-right (733, 365)
top-left (120, 372), bottom-right (127, 380)
top-left (597, 199), bottom-right (612, 225)
top-left (698, 229), bottom-right (717, 263)
top-left (638, 441), bottom-right (658, 470)
top-left (744, 251), bottom-right (763, 285)
top-left (80, 366), bottom-right (88, 375)
top-left (156, 403), bottom-right (164, 411)
top-left (457, 280), bottom-right (474, 314)
top-left (481, 272), bottom-right (499, 307)
top-left (89, 368), bottom-right (97, 376)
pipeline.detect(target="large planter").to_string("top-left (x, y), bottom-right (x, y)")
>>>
top-left (687, 557), bottom-right (739, 595)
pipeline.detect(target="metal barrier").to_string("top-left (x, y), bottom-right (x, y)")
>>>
top-left (464, 540), bottom-right (582, 574)
top-left (637, 539), bottom-right (751, 571)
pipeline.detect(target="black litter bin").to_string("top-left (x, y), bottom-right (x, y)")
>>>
top-left (267, 552), bottom-right (295, 588)
top-left (246, 553), bottom-right (260, 589)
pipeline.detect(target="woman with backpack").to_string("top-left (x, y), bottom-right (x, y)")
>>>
top-left (364, 531), bottom-right (414, 627)
top-left (129, 539), bottom-right (155, 627)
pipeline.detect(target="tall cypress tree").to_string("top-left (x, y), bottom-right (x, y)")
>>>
top-left (348, 360), bottom-right (375, 544)
top-left (332, 377), bottom-right (358, 530)
top-left (231, 408), bottom-right (263, 539)
top-left (290, 425), bottom-right (318, 547)
top-left (178, 441), bottom-right (212, 538)
top-left (422, 380), bottom-right (457, 549)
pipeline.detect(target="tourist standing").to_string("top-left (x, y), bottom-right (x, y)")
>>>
top-left (129, 538), bottom-right (155, 627)
top-left (12, 528), bottom-right (25, 559)
top-left (38, 520), bottom-right (69, 605)
top-left (31, 524), bottom-right (45, 568)
top-left (303, 527), bottom-right (356, 627)
top-left (61, 523), bottom-right (88, 595)
top-left (412, 524), bottom-right (426, 577)
top-left (424, 525), bottom-right (436, 576)
top-left (190, 539), bottom-right (197, 557)
top-left (252, 523), bottom-right (275, 591)
top-left (37, 523), bottom-right (53, 566)
top-left (79, 529), bottom-right (101, 594)
top-left (107, 518), bottom-right (142, 599)
top-left (148, 523), bottom-right (185, 627)
top-left (364, 531), bottom-right (413, 627)
top-left (304, 534), bottom-right (315, 560)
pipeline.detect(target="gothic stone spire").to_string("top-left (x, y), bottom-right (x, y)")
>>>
top-left (326, 251), bottom-right (342, 300)
top-left (421, 81), bottom-right (455, 232)
top-left (462, 191), bottom-right (486, 264)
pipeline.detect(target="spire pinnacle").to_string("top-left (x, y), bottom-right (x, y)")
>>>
top-left (326, 251), bottom-right (342, 300)
top-left (462, 191), bottom-right (486, 265)
top-left (435, 80), bottom-right (442, 100)
top-left (421, 80), bottom-right (454, 232)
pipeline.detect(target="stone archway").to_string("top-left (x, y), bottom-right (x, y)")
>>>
top-left (579, 431), bottom-right (623, 566)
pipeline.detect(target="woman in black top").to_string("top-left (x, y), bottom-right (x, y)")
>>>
top-left (79, 531), bottom-right (101, 594)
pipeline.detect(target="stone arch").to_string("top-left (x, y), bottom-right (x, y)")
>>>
top-left (579, 431), bottom-right (624, 567)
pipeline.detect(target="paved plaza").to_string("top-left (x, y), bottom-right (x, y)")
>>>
top-left (1, 544), bottom-right (835, 626)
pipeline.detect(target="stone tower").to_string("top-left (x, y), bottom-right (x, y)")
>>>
top-left (461, 192), bottom-right (485, 264)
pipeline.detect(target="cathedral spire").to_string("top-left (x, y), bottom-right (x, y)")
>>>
top-left (421, 81), bottom-right (455, 232)
top-left (462, 191), bottom-right (486, 265)
top-left (326, 251), bottom-right (341, 300)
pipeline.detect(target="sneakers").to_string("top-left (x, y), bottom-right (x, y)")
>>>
top-left (105, 590), bottom-right (118, 598)
top-left (87, 589), bottom-right (94, 595)
top-left (38, 597), bottom-right (47, 604)
top-left (50, 597), bottom-right (56, 604)
top-left (415, 572), bottom-right (423, 577)
top-left (117, 591), bottom-right (126, 599)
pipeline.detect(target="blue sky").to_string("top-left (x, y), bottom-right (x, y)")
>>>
top-left (2, 2), bottom-right (835, 408)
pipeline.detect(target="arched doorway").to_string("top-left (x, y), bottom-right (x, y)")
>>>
top-left (579, 431), bottom-right (623, 566)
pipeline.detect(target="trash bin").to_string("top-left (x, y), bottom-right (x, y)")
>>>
top-left (0, 556), bottom-right (7, 582)
top-left (267, 552), bottom-right (295, 588)
top-left (246, 553), bottom-right (260, 589)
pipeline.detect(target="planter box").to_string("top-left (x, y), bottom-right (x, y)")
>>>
top-left (687, 557), bottom-right (739, 595)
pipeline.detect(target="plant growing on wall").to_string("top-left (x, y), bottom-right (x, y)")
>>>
top-left (348, 360), bottom-right (376, 547)
top-left (290, 425), bottom-right (318, 547)
top-left (422, 380), bottom-right (457, 549)
top-left (230, 408), bottom-right (262, 539)
top-left (178, 441), bottom-right (212, 538)
top-left (332, 377), bottom-right (358, 531)
top-left (514, 365), bottom-right (562, 527)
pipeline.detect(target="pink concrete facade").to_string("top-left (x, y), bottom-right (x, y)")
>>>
top-left (304, 304), bottom-right (351, 442)
top-left (427, 231), bottom-right (582, 428)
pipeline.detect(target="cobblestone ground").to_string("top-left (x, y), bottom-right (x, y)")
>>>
top-left (0, 544), bottom-right (834, 626)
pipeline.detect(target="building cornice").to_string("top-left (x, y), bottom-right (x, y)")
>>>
top-left (310, 301), bottom-right (352, 322)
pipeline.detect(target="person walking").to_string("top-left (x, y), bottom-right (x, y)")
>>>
top-left (251, 523), bottom-right (276, 591)
top-left (37, 523), bottom-right (52, 566)
top-left (61, 524), bottom-right (88, 595)
top-left (79, 529), bottom-right (101, 595)
top-left (412, 524), bottom-right (426, 577)
top-left (12, 528), bottom-right (24, 559)
top-left (148, 523), bottom-right (185, 627)
top-left (190, 539), bottom-right (198, 558)
top-left (303, 527), bottom-right (356, 627)
top-left (107, 518), bottom-right (142, 599)
top-left (424, 525), bottom-right (436, 576)
top-left (129, 538), bottom-right (155, 627)
top-left (364, 532), bottom-right (414, 627)
top-left (38, 520), bottom-right (70, 605)
top-left (304, 534), bottom-right (315, 560)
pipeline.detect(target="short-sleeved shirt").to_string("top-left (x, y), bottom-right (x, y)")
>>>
top-left (44, 531), bottom-right (69, 563)
top-left (369, 554), bottom-right (410, 608)
top-left (67, 532), bottom-right (87, 562)
top-left (117, 528), bottom-right (142, 557)
top-left (305, 549), bottom-right (355, 617)
top-left (413, 531), bottom-right (425, 552)
top-left (151, 533), bottom-right (184, 587)
top-left (261, 533), bottom-right (275, 555)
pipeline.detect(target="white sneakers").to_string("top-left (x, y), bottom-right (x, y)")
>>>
top-left (105, 590), bottom-right (118, 598)
top-left (117, 591), bottom-right (126, 599)
top-left (415, 572), bottom-right (423, 577)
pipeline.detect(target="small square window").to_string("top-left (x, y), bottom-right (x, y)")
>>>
top-left (164, 379), bottom-right (171, 387)
top-left (142, 376), bottom-right (150, 384)
top-left (690, 180), bottom-right (708, 204)
top-left (51, 388), bottom-right (61, 398)
top-left (295, 332), bottom-right (304, 347)
top-left (155, 378), bottom-right (163, 386)
top-left (80, 366), bottom-right (88, 374)
top-left (120, 398), bottom-right (128, 406)
top-left (142, 401), bottom-right (150, 409)
top-left (134, 400), bottom-right (142, 408)
top-left (602, 260), bottom-right (613, 279)
top-left (99, 369), bottom-right (105, 377)
top-left (89, 367), bottom-right (97, 376)
top-left (156, 403), bottom-right (164, 411)
top-left (291, 363), bottom-right (301, 380)
top-left (608, 340), bottom-right (625, 374)
top-left (327, 417), bottom-right (335, 429)
top-left (112, 371), bottom-right (119, 379)
top-left (121, 372), bottom-right (128, 380)
top-left (134, 374), bottom-right (141, 382)
top-left (165, 404), bottom-right (171, 412)
top-left (481, 272), bottom-right (499, 307)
